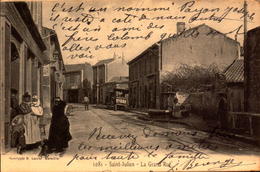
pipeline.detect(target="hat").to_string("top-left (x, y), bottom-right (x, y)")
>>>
top-left (23, 92), bottom-right (31, 98)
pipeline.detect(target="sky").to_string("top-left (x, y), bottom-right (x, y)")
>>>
top-left (42, 0), bottom-right (260, 65)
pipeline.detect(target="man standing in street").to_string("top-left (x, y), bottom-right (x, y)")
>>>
top-left (83, 95), bottom-right (89, 110)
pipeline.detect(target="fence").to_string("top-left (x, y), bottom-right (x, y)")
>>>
top-left (229, 112), bottom-right (260, 139)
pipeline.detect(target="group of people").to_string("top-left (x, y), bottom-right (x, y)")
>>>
top-left (10, 90), bottom-right (72, 155)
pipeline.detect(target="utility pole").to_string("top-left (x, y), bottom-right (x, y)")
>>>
top-left (243, 0), bottom-right (248, 112)
top-left (244, 0), bottom-right (247, 45)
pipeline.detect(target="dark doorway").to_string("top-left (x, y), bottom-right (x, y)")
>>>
top-left (5, 42), bottom-right (20, 149)
top-left (68, 89), bottom-right (79, 103)
top-left (11, 44), bottom-right (20, 93)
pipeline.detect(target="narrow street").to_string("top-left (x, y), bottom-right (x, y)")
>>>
top-left (63, 105), bottom-right (260, 171)
top-left (3, 104), bottom-right (260, 171)
top-left (67, 105), bottom-right (260, 156)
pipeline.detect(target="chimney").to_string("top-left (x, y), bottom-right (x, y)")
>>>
top-left (177, 22), bottom-right (185, 34)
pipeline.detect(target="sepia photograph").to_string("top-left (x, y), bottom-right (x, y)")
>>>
top-left (0, 0), bottom-right (260, 171)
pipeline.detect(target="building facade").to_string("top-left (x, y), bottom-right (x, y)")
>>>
top-left (244, 26), bottom-right (260, 142)
top-left (0, 2), bottom-right (48, 152)
top-left (93, 56), bottom-right (128, 104)
top-left (128, 44), bottom-right (160, 109)
top-left (103, 76), bottom-right (129, 105)
top-left (128, 23), bottom-right (240, 110)
top-left (63, 63), bottom-right (93, 103)
top-left (42, 27), bottom-right (65, 113)
top-left (244, 27), bottom-right (260, 113)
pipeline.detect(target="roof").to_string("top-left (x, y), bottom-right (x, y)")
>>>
top-left (109, 76), bottom-right (129, 83)
top-left (14, 2), bottom-right (46, 51)
top-left (65, 63), bottom-right (91, 72)
top-left (127, 23), bottom-right (239, 65)
top-left (162, 23), bottom-right (239, 45)
top-left (94, 58), bottom-right (114, 66)
top-left (223, 59), bottom-right (244, 83)
top-left (247, 26), bottom-right (260, 35)
top-left (127, 43), bottom-right (159, 65)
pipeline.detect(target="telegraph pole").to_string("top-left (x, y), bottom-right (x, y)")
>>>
top-left (244, 0), bottom-right (247, 45)
top-left (243, 0), bottom-right (248, 111)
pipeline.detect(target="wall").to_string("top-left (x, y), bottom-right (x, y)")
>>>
top-left (107, 57), bottom-right (128, 82)
top-left (244, 27), bottom-right (260, 113)
top-left (161, 25), bottom-right (239, 74)
top-left (27, 2), bottom-right (42, 35)
top-left (184, 91), bottom-right (218, 119)
top-left (0, 2), bottom-right (46, 152)
top-left (42, 27), bottom-right (66, 110)
top-left (128, 45), bottom-right (160, 109)
top-left (227, 84), bottom-right (244, 112)
top-left (64, 72), bottom-right (81, 90)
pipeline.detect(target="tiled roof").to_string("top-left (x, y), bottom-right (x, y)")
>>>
top-left (223, 59), bottom-right (244, 83)
top-left (94, 58), bottom-right (114, 66)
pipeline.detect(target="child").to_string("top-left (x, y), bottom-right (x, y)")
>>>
top-left (11, 115), bottom-right (26, 154)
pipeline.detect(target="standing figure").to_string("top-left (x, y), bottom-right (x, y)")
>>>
top-left (11, 115), bottom-right (25, 154)
top-left (13, 92), bottom-right (32, 154)
top-left (47, 97), bottom-right (72, 153)
top-left (83, 95), bottom-right (89, 110)
top-left (10, 89), bottom-right (22, 150)
top-left (10, 89), bottom-right (19, 120)
top-left (30, 95), bottom-right (44, 143)
top-left (22, 94), bottom-right (42, 150)
top-left (172, 94), bottom-right (179, 117)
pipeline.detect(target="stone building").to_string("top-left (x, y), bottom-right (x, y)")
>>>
top-left (244, 26), bottom-right (260, 142)
top-left (63, 63), bottom-right (93, 103)
top-left (42, 27), bottom-right (65, 112)
top-left (244, 26), bottom-right (260, 113)
top-left (93, 55), bottom-right (128, 104)
top-left (0, 2), bottom-right (48, 152)
top-left (128, 23), bottom-right (240, 110)
top-left (128, 44), bottom-right (160, 109)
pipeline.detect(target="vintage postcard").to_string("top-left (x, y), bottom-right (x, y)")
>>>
top-left (0, 0), bottom-right (260, 171)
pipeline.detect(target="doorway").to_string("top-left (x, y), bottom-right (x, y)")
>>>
top-left (5, 43), bottom-right (20, 149)
top-left (68, 89), bottom-right (79, 103)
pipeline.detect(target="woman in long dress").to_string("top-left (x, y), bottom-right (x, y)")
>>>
top-left (22, 94), bottom-right (42, 148)
top-left (47, 97), bottom-right (72, 153)
top-left (15, 93), bottom-right (32, 153)
top-left (28, 95), bottom-right (43, 143)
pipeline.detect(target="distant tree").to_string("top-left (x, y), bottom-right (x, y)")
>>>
top-left (161, 63), bottom-right (221, 92)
